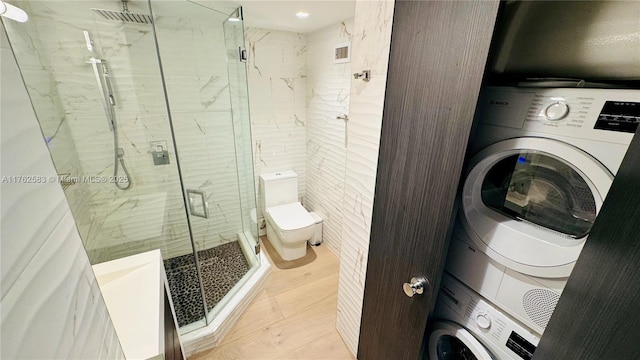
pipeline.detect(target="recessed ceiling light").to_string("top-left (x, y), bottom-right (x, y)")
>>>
top-left (296, 11), bottom-right (310, 19)
top-left (228, 17), bottom-right (240, 22)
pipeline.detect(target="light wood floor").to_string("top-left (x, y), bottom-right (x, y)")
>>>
top-left (190, 238), bottom-right (354, 360)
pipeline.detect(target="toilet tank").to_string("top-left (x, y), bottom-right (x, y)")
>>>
top-left (259, 171), bottom-right (299, 210)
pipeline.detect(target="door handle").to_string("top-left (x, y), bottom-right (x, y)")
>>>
top-left (403, 276), bottom-right (429, 297)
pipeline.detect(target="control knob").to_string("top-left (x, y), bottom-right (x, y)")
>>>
top-left (475, 313), bottom-right (492, 329)
top-left (544, 102), bottom-right (569, 121)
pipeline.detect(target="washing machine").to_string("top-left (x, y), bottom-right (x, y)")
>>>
top-left (428, 272), bottom-right (540, 360)
top-left (446, 86), bottom-right (640, 334)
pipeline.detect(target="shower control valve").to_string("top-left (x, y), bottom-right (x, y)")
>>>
top-left (150, 141), bottom-right (170, 166)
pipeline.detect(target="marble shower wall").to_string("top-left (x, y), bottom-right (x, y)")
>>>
top-left (3, 0), bottom-right (96, 261)
top-left (1, 26), bottom-right (124, 359)
top-left (336, 0), bottom-right (395, 356)
top-left (245, 28), bottom-right (307, 222)
top-left (153, 4), bottom-right (244, 253)
top-left (305, 20), bottom-right (354, 255)
top-left (5, 1), bottom-right (248, 262)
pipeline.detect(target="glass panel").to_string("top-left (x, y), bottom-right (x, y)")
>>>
top-left (482, 152), bottom-right (597, 238)
top-left (3, 0), bottom-right (206, 328)
top-left (223, 7), bottom-right (260, 251)
top-left (436, 335), bottom-right (478, 360)
top-left (6, 0), bottom-right (258, 336)
top-left (150, 2), bottom-right (258, 327)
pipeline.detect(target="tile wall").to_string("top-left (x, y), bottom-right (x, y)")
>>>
top-left (0, 25), bottom-right (124, 359)
top-left (243, 5), bottom-right (393, 354)
top-left (305, 20), bottom-right (354, 255)
top-left (244, 27), bottom-right (308, 223)
top-left (154, 3), bottom-right (245, 254)
top-left (4, 1), bottom-right (250, 263)
top-left (336, 0), bottom-right (395, 355)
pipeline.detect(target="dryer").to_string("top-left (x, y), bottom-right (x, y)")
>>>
top-left (446, 86), bottom-right (640, 334)
top-left (428, 272), bottom-right (540, 360)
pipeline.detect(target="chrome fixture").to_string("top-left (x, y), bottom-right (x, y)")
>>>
top-left (353, 70), bottom-right (371, 82)
top-left (91, 0), bottom-right (153, 24)
top-left (85, 31), bottom-right (132, 190)
top-left (403, 276), bottom-right (429, 298)
top-left (336, 114), bottom-right (349, 148)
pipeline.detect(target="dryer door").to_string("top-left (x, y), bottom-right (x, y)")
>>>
top-left (461, 137), bottom-right (613, 278)
top-left (428, 321), bottom-right (494, 360)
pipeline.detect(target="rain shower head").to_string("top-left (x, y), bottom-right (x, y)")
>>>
top-left (92, 0), bottom-right (152, 24)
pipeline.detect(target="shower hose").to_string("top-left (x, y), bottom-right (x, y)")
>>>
top-left (113, 125), bottom-right (132, 191)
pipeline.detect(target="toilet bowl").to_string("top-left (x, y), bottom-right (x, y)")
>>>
top-left (265, 202), bottom-right (315, 260)
top-left (259, 171), bottom-right (317, 261)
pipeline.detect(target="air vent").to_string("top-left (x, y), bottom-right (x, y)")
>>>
top-left (334, 42), bottom-right (351, 64)
top-left (522, 288), bottom-right (561, 329)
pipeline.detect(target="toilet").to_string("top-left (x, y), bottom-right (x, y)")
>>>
top-left (259, 171), bottom-right (316, 260)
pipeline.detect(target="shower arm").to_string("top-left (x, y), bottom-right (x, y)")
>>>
top-left (88, 57), bottom-right (115, 131)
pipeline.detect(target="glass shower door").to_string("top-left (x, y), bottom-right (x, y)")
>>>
top-left (149, 2), bottom-right (259, 327)
top-left (2, 0), bottom-right (208, 331)
top-left (224, 7), bottom-right (259, 253)
top-left (4, 0), bottom-right (258, 335)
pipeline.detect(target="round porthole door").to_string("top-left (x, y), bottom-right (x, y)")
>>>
top-left (428, 321), bottom-right (494, 360)
top-left (460, 137), bottom-right (613, 278)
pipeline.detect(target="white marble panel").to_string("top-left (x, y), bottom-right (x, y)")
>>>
top-left (347, 74), bottom-right (388, 144)
top-left (0, 45), bottom-right (69, 297)
top-left (1, 211), bottom-right (124, 360)
top-left (1, 24), bottom-right (124, 358)
top-left (336, 0), bottom-right (395, 356)
top-left (153, 28), bottom-right (199, 75)
top-left (246, 27), bottom-right (308, 222)
top-left (52, 65), bottom-right (167, 116)
top-left (304, 20), bottom-right (354, 256)
top-left (245, 28), bottom-right (307, 79)
top-left (350, 0), bottom-right (396, 75)
top-left (344, 134), bottom-right (381, 198)
top-left (172, 110), bottom-right (244, 252)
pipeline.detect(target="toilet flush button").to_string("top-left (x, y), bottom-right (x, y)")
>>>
top-left (544, 102), bottom-right (569, 121)
top-left (475, 313), bottom-right (492, 329)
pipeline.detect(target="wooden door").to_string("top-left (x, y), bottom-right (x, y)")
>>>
top-left (357, 1), bottom-right (499, 359)
top-left (532, 130), bottom-right (640, 358)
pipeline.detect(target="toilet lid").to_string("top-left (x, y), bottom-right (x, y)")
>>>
top-left (266, 202), bottom-right (315, 231)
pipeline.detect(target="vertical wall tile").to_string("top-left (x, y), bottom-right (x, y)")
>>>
top-left (1, 25), bottom-right (124, 359)
top-left (305, 20), bottom-right (354, 256)
top-left (336, 0), bottom-right (395, 356)
top-left (246, 27), bottom-right (308, 221)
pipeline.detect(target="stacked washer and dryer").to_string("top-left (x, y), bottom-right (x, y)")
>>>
top-left (428, 87), bottom-right (640, 359)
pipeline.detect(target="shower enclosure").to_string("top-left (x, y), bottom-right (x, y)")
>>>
top-left (2, 0), bottom-right (260, 335)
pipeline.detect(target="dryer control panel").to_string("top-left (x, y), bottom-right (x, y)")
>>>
top-left (477, 87), bottom-right (640, 145)
top-left (594, 101), bottom-right (640, 133)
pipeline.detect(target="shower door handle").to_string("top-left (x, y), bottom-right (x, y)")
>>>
top-left (186, 189), bottom-right (209, 219)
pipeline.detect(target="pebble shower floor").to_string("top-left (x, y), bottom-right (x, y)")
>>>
top-left (164, 241), bottom-right (250, 327)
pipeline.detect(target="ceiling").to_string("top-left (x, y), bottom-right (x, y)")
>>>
top-left (17, 0), bottom-right (355, 34)
top-left (193, 0), bottom-right (356, 33)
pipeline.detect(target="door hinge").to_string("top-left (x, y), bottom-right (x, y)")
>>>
top-left (239, 47), bottom-right (247, 62)
top-left (255, 243), bottom-right (261, 255)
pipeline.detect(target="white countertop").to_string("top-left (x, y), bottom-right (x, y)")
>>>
top-left (93, 250), bottom-right (165, 360)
